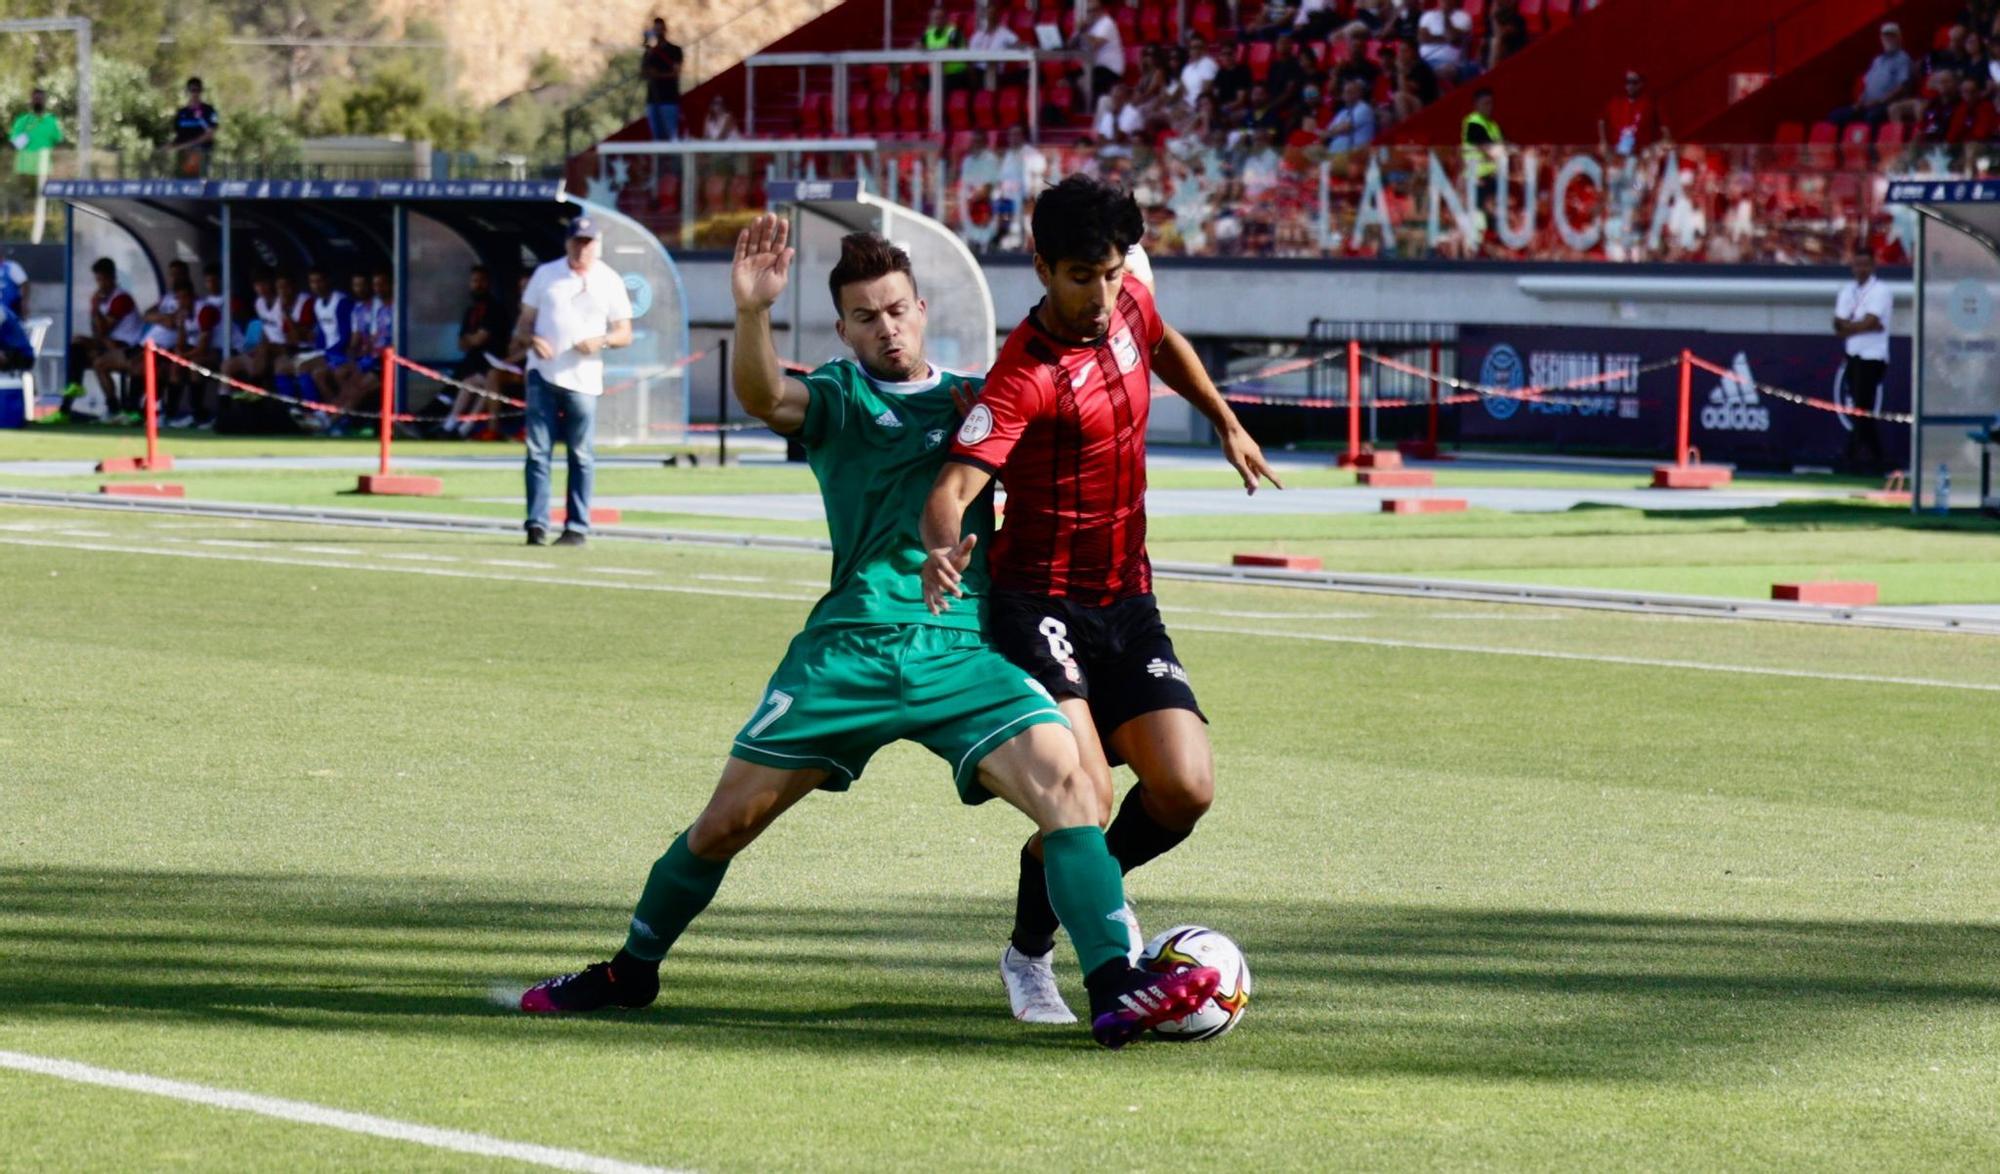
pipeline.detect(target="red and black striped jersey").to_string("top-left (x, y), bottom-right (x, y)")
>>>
top-left (949, 272), bottom-right (1164, 605)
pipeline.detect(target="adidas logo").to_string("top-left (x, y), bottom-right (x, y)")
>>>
top-left (1144, 657), bottom-right (1190, 683)
top-left (1700, 353), bottom-right (1770, 432)
top-left (874, 409), bottom-right (903, 428)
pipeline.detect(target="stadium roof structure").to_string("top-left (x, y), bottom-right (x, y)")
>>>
top-left (43, 178), bottom-right (693, 444)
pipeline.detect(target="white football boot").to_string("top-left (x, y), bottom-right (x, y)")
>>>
top-left (1000, 945), bottom-right (1078, 1024)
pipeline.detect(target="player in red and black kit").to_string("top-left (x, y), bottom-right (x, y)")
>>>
top-left (921, 176), bottom-right (1282, 1025)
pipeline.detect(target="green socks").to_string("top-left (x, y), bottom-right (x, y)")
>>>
top-left (1040, 825), bottom-right (1138, 976)
top-left (622, 831), bottom-right (730, 963)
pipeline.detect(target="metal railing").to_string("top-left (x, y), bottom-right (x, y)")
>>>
top-left (743, 49), bottom-right (1067, 139)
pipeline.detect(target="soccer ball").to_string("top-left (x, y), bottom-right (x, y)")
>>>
top-left (1139, 925), bottom-right (1250, 1041)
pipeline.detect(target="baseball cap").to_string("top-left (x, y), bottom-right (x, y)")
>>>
top-left (568, 216), bottom-right (600, 240)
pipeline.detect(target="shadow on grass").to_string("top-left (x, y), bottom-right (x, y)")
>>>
top-left (5, 866), bottom-right (1998, 1078)
top-left (1632, 499), bottom-right (2000, 533)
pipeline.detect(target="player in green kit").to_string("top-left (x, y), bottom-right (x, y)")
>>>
top-left (518, 216), bottom-right (1218, 1048)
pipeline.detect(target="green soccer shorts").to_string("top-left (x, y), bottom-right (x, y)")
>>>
top-left (730, 623), bottom-right (1071, 803)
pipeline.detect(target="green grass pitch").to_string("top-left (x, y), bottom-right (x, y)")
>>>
top-left (2, 501), bottom-right (1998, 1170)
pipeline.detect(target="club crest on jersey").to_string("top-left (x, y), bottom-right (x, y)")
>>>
top-left (925, 427), bottom-right (947, 450)
top-left (1110, 330), bottom-right (1140, 374)
top-left (958, 403), bottom-right (994, 445)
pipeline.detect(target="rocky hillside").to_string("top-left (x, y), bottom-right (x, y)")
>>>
top-left (373, 0), bottom-right (835, 105)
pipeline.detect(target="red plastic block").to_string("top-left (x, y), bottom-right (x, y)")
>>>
top-left (1772, 581), bottom-right (1879, 605)
top-left (1232, 553), bottom-right (1324, 571)
top-left (1651, 463), bottom-right (1733, 489)
top-left (1357, 469), bottom-right (1434, 487)
top-left (1349, 450), bottom-right (1403, 469)
top-left (551, 506), bottom-right (622, 525)
top-left (355, 474), bottom-right (445, 496)
top-left (1381, 497), bottom-right (1467, 514)
top-left (1853, 490), bottom-right (1913, 505)
top-left (96, 454), bottom-right (174, 473)
top-left (99, 482), bottom-right (185, 498)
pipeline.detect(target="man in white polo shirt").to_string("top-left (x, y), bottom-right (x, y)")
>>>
top-left (1833, 247), bottom-right (1893, 473)
top-left (514, 216), bottom-right (635, 546)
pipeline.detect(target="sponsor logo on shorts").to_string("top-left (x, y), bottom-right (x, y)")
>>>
top-left (1145, 657), bottom-right (1189, 683)
top-left (957, 403), bottom-right (993, 445)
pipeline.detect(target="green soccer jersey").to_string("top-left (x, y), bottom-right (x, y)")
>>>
top-left (794, 358), bottom-right (991, 632)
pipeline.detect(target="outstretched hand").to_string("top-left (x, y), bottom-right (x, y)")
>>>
top-left (732, 213), bottom-right (794, 314)
top-left (1222, 425), bottom-right (1284, 495)
top-left (922, 533), bottom-right (978, 615)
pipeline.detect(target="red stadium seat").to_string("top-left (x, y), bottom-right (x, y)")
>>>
top-left (1190, 1), bottom-right (1219, 40)
top-left (973, 88), bottom-right (997, 129)
top-left (1839, 121), bottom-right (1872, 169)
top-left (896, 90), bottom-right (923, 134)
top-left (1545, 0), bottom-right (1572, 31)
top-left (998, 86), bottom-right (1026, 127)
top-left (1804, 119), bottom-right (1839, 168)
top-left (1247, 41), bottom-right (1274, 82)
top-left (1041, 59), bottom-right (1072, 88)
top-left (1138, 5), bottom-right (1168, 44)
top-left (1773, 121), bottom-right (1805, 145)
top-left (849, 91), bottom-right (872, 134)
top-left (1008, 8), bottom-right (1037, 41)
top-left (1518, 0), bottom-right (1544, 32)
top-left (1873, 119), bottom-right (1907, 157)
top-left (1045, 79), bottom-right (1077, 117)
top-left (1806, 120), bottom-right (1839, 144)
top-left (1461, 0), bottom-right (1486, 26)
top-left (949, 129), bottom-right (978, 158)
top-left (872, 91), bottom-right (897, 135)
top-left (947, 88), bottom-right (972, 131)
top-left (1114, 5), bottom-right (1137, 44)
top-left (867, 64), bottom-right (892, 93)
top-left (799, 94), bottom-right (826, 136)
top-left (1124, 45), bottom-right (1143, 77)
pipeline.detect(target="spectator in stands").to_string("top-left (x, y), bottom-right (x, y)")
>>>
top-left (1485, 0), bottom-right (1530, 70)
top-left (1294, 0), bottom-right (1340, 40)
top-left (0, 243), bottom-right (28, 318)
top-left (1909, 68), bottom-right (1961, 143)
top-left (959, 132), bottom-right (1003, 252)
top-left (1832, 23), bottom-right (1914, 128)
top-left (1461, 88), bottom-right (1503, 206)
top-left (703, 96), bottom-right (741, 140)
top-left (1266, 34), bottom-right (1310, 116)
top-left (1600, 70), bottom-right (1668, 158)
top-left (441, 265), bottom-right (507, 437)
top-left (1081, 0), bottom-right (1126, 102)
top-left (1927, 22), bottom-right (1971, 76)
top-left (67, 258), bottom-right (143, 419)
top-left (1390, 39), bottom-right (1438, 107)
top-left (1246, 0), bottom-right (1299, 42)
top-left (1832, 247), bottom-right (1891, 472)
top-left (1384, 0), bottom-right (1423, 43)
top-left (167, 77), bottom-right (219, 178)
top-left (643, 17), bottom-right (685, 141)
top-left (10, 87), bottom-right (61, 201)
top-left (1418, 9), bottom-right (1467, 77)
top-left (0, 299), bottom-right (33, 374)
top-left (334, 270), bottom-right (395, 421)
top-left (969, 5), bottom-right (1023, 91)
top-left (1211, 41), bottom-right (1252, 108)
top-left (1339, 0), bottom-right (1389, 39)
top-left (1964, 31), bottom-right (2000, 90)
top-left (921, 5), bottom-right (972, 92)
top-left (515, 216), bottom-right (634, 547)
top-left (224, 270), bottom-right (285, 387)
top-left (1323, 76), bottom-right (1378, 152)
top-left (1180, 34), bottom-right (1220, 107)
top-left (294, 268), bottom-right (354, 429)
top-left (1946, 72), bottom-right (1994, 145)
top-left (167, 268), bottom-right (222, 429)
top-left (995, 126), bottom-right (1046, 249)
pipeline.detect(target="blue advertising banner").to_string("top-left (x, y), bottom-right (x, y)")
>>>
top-left (1456, 325), bottom-right (1912, 471)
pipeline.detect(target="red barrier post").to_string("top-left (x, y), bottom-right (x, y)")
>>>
top-left (1340, 339), bottom-right (1362, 466)
top-left (1675, 347), bottom-right (1692, 467)
top-left (379, 345), bottom-right (395, 477)
top-left (354, 348), bottom-right (443, 496)
top-left (143, 341), bottom-right (161, 468)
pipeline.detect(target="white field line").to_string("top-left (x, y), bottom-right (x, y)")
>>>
top-left (0, 536), bottom-right (820, 606)
top-left (1170, 621), bottom-right (2000, 693)
top-left (482, 558), bottom-right (554, 569)
top-left (7, 533), bottom-right (1996, 694)
top-left (0, 1049), bottom-right (683, 1174)
top-left (381, 552), bottom-right (462, 563)
top-left (194, 538), bottom-right (271, 550)
top-left (292, 545), bottom-right (364, 556)
top-left (587, 567), bottom-right (656, 577)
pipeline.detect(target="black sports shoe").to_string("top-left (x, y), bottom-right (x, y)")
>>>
top-left (525, 525), bottom-right (549, 546)
top-left (552, 529), bottom-right (588, 547)
top-left (519, 958), bottom-right (659, 1014)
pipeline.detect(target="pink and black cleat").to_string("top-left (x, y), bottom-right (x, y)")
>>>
top-left (1090, 965), bottom-right (1222, 1049)
top-left (518, 959), bottom-right (658, 1014)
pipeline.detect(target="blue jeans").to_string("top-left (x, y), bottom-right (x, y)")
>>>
top-left (646, 103), bottom-right (681, 140)
top-left (524, 372), bottom-right (597, 534)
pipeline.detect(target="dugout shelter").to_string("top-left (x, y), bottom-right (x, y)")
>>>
top-left (1888, 178), bottom-right (2000, 512)
top-left (41, 179), bottom-right (692, 444)
top-left (767, 179), bottom-right (994, 375)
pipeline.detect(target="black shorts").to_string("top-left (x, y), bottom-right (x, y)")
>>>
top-left (987, 590), bottom-right (1206, 763)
